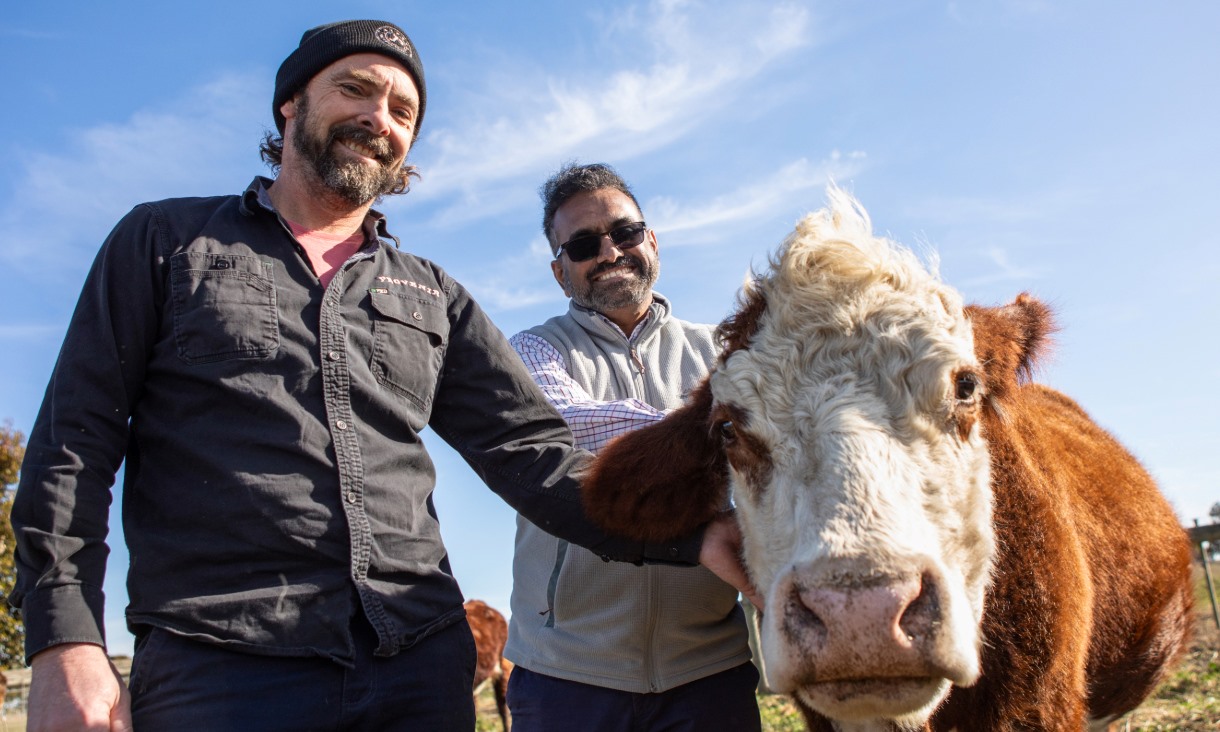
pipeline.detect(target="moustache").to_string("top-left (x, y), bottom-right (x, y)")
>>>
top-left (589, 255), bottom-right (642, 278)
top-left (328, 125), bottom-right (396, 166)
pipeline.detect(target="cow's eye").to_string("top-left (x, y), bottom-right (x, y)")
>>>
top-left (719, 420), bottom-right (737, 442)
top-left (955, 372), bottom-right (979, 401)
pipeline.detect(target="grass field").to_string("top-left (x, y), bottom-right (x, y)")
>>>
top-left (476, 567), bottom-right (1220, 731)
top-left (1113, 565), bottom-right (1220, 731)
top-left (3, 569), bottom-right (1215, 730)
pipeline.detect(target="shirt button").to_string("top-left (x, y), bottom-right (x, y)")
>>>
top-left (336, 420), bottom-right (349, 431)
top-left (328, 350), bottom-right (341, 361)
top-left (347, 492), bottom-right (358, 504)
top-left (412, 311), bottom-right (423, 321)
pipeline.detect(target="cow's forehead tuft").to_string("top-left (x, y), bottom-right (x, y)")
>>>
top-left (711, 191), bottom-right (981, 446)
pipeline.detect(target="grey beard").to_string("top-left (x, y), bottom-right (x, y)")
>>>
top-left (565, 256), bottom-right (658, 315)
top-left (291, 94), bottom-right (399, 206)
top-left (313, 152), bottom-right (398, 206)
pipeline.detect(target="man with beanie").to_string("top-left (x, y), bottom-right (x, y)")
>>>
top-left (504, 162), bottom-right (762, 731)
top-left (10, 21), bottom-right (754, 731)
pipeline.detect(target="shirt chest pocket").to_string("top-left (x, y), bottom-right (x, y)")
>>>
top-left (170, 252), bottom-right (279, 364)
top-left (369, 290), bottom-right (449, 414)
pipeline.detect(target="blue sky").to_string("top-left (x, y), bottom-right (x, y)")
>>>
top-left (2, 0), bottom-right (1217, 658)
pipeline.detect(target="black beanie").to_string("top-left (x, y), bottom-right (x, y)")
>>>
top-left (273, 20), bottom-right (426, 135)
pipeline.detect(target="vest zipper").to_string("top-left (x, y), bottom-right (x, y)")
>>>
top-left (629, 347), bottom-right (645, 375)
top-left (645, 564), bottom-right (662, 692)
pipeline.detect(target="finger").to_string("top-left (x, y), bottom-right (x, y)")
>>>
top-left (111, 700), bottom-right (135, 732)
top-left (110, 668), bottom-right (134, 732)
top-left (745, 589), bottom-right (765, 612)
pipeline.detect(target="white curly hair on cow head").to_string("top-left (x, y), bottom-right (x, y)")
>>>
top-left (710, 186), bottom-right (996, 727)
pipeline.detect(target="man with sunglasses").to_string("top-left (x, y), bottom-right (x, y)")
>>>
top-left (504, 163), bottom-right (762, 732)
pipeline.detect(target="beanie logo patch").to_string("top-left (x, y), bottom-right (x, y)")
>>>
top-left (375, 25), bottom-right (414, 57)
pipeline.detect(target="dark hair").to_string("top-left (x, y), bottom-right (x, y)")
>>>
top-left (258, 130), bottom-right (420, 197)
top-left (540, 162), bottom-right (642, 251)
top-left (259, 131), bottom-right (288, 169)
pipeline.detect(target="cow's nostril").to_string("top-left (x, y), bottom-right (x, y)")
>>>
top-left (785, 583), bottom-right (829, 639)
top-left (898, 572), bottom-right (941, 641)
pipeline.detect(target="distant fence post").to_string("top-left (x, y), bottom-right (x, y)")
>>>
top-left (1191, 519), bottom-right (1220, 631)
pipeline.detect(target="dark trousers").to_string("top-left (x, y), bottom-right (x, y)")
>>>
top-left (507, 662), bottom-right (762, 732)
top-left (128, 615), bottom-right (476, 731)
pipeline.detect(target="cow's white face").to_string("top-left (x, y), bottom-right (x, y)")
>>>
top-left (710, 194), bottom-right (996, 728)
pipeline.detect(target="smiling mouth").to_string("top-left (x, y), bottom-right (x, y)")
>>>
top-left (337, 137), bottom-right (386, 163)
top-left (592, 268), bottom-right (635, 282)
top-left (589, 260), bottom-right (640, 283)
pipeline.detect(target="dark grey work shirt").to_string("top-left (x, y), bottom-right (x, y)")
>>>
top-left (10, 177), bottom-right (700, 665)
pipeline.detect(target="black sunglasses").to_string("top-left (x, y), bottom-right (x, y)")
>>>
top-left (557, 222), bottom-right (648, 262)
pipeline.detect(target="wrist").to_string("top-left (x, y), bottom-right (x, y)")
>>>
top-left (31, 642), bottom-right (108, 668)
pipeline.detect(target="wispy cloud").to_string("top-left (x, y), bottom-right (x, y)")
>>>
top-left (1, 0), bottom-right (822, 301)
top-left (463, 151), bottom-right (864, 310)
top-left (957, 245), bottom-right (1040, 287)
top-left (0, 73), bottom-right (266, 276)
top-left (455, 235), bottom-right (562, 312)
top-left (896, 188), bottom-right (1097, 290)
top-left (411, 1), bottom-right (814, 221)
top-left (648, 152), bottom-right (866, 244)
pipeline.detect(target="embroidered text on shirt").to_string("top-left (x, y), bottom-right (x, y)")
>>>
top-left (375, 276), bottom-right (441, 298)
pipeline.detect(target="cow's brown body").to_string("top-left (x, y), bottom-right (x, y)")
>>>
top-left (582, 191), bottom-right (1193, 730)
top-left (464, 599), bottom-right (513, 731)
top-left (928, 309), bottom-right (1193, 729)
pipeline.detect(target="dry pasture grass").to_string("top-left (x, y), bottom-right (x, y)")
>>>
top-left (1115, 564), bottom-right (1220, 731)
top-left (3, 574), bottom-right (1214, 731)
top-left (473, 566), bottom-right (1220, 731)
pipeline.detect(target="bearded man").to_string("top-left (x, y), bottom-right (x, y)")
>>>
top-left (9, 24), bottom-right (754, 731)
top-left (504, 163), bottom-right (762, 732)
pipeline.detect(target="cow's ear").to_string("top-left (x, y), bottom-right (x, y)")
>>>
top-left (583, 379), bottom-right (729, 543)
top-left (965, 293), bottom-right (1057, 406)
top-left (716, 281), bottom-right (768, 361)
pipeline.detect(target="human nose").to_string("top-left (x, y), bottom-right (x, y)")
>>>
top-left (596, 235), bottom-right (626, 263)
top-left (357, 97), bottom-right (393, 136)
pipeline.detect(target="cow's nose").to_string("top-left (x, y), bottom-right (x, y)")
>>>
top-left (777, 567), bottom-right (949, 682)
top-left (795, 572), bottom-right (935, 651)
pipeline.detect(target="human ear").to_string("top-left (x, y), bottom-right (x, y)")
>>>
top-left (280, 95), bottom-right (299, 122)
top-left (551, 259), bottom-right (572, 297)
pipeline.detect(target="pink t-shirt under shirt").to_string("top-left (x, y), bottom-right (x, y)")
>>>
top-left (284, 219), bottom-right (366, 288)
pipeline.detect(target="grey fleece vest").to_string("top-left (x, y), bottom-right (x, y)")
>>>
top-left (505, 293), bottom-right (752, 693)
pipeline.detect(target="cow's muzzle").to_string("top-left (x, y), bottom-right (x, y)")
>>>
top-left (762, 557), bottom-right (980, 720)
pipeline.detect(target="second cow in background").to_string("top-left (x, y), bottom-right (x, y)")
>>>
top-left (465, 599), bottom-right (513, 731)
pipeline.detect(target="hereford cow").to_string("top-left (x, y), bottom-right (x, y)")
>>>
top-left (464, 599), bottom-right (513, 731)
top-left (583, 189), bottom-right (1193, 731)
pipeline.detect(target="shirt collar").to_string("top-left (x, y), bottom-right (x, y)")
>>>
top-left (572, 292), bottom-right (671, 343)
top-left (241, 176), bottom-right (402, 249)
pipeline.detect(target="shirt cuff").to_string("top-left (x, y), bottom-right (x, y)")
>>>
top-left (18, 583), bottom-right (108, 663)
top-left (641, 522), bottom-right (706, 566)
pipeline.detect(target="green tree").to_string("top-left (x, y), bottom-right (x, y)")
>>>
top-left (0, 423), bottom-right (26, 667)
